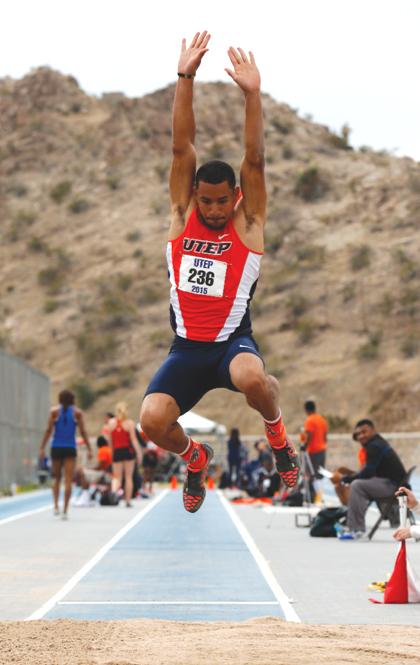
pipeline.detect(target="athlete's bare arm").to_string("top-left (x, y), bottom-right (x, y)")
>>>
top-left (226, 47), bottom-right (266, 251)
top-left (75, 409), bottom-right (93, 459)
top-left (127, 420), bottom-right (142, 463)
top-left (169, 31), bottom-right (210, 239)
top-left (39, 408), bottom-right (57, 457)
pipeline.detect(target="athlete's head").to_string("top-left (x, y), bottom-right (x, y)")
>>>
top-left (115, 401), bottom-right (128, 421)
top-left (194, 160), bottom-right (239, 230)
top-left (58, 389), bottom-right (75, 408)
top-left (304, 400), bottom-right (316, 414)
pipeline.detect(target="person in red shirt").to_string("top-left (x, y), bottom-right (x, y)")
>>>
top-left (302, 400), bottom-right (328, 498)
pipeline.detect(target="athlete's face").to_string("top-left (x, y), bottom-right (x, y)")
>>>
top-left (195, 180), bottom-right (238, 230)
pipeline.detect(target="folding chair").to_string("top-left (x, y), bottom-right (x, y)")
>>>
top-left (368, 466), bottom-right (416, 540)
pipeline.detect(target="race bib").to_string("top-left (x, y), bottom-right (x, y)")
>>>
top-left (178, 254), bottom-right (227, 297)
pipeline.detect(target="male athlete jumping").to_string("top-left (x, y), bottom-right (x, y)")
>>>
top-left (140, 31), bottom-right (299, 513)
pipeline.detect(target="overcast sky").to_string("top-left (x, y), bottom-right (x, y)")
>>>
top-left (2, 0), bottom-right (419, 160)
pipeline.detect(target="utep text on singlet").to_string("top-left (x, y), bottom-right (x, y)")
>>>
top-left (167, 210), bottom-right (263, 342)
top-left (51, 406), bottom-right (77, 448)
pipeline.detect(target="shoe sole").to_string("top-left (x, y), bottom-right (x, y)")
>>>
top-left (183, 444), bottom-right (214, 514)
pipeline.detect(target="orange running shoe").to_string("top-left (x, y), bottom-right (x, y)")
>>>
top-left (271, 438), bottom-right (300, 488)
top-left (183, 443), bottom-right (214, 513)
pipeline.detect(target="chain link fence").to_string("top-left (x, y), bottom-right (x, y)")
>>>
top-left (0, 350), bottom-right (50, 489)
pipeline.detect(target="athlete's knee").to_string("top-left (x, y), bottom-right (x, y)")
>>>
top-left (140, 396), bottom-right (177, 442)
top-left (239, 370), bottom-right (268, 397)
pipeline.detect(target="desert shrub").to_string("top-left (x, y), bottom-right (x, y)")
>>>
top-left (286, 292), bottom-right (309, 319)
top-left (296, 244), bottom-right (326, 269)
top-left (50, 181), bottom-right (72, 203)
top-left (138, 284), bottom-right (163, 305)
top-left (126, 230), bottom-right (141, 242)
top-left (38, 266), bottom-right (64, 294)
top-left (27, 236), bottom-right (49, 253)
top-left (43, 298), bottom-right (60, 313)
top-left (148, 330), bottom-right (173, 349)
top-left (325, 415), bottom-right (351, 432)
top-left (137, 125), bottom-right (151, 140)
top-left (8, 183), bottom-right (28, 198)
top-left (295, 167), bottom-right (326, 201)
top-left (400, 336), bottom-right (419, 358)
top-left (392, 248), bottom-right (418, 282)
top-left (400, 287), bottom-right (419, 316)
top-left (71, 381), bottom-right (97, 409)
top-left (154, 163), bottom-right (168, 182)
top-left (296, 317), bottom-right (316, 345)
top-left (106, 175), bottom-right (121, 190)
top-left (272, 116), bottom-right (292, 135)
top-left (116, 273), bottom-right (133, 292)
top-left (341, 283), bottom-right (356, 303)
top-left (357, 331), bottom-right (382, 361)
top-left (350, 245), bottom-right (371, 271)
top-left (377, 292), bottom-right (394, 316)
top-left (282, 145), bottom-right (294, 159)
top-left (75, 330), bottom-right (118, 369)
top-left (68, 198), bottom-right (90, 214)
top-left (14, 339), bottom-right (35, 361)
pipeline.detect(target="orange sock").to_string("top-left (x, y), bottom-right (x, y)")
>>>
top-left (180, 438), bottom-right (207, 470)
top-left (264, 411), bottom-right (287, 449)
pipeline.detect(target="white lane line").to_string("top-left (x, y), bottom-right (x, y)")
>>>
top-left (58, 601), bottom-right (279, 606)
top-left (0, 504), bottom-right (52, 526)
top-left (217, 491), bottom-right (301, 623)
top-left (26, 489), bottom-right (169, 621)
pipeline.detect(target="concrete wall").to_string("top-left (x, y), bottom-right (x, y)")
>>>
top-left (0, 350), bottom-right (50, 488)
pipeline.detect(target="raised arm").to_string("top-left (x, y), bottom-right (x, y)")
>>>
top-left (169, 31), bottom-right (210, 229)
top-left (226, 47), bottom-right (266, 226)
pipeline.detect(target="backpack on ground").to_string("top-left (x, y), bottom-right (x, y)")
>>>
top-left (310, 506), bottom-right (347, 537)
top-left (99, 489), bottom-right (120, 506)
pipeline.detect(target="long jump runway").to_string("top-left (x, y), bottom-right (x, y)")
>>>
top-left (28, 489), bottom-right (298, 622)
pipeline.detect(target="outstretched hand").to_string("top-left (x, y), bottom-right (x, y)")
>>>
top-left (178, 31), bottom-right (211, 76)
top-left (225, 47), bottom-right (261, 93)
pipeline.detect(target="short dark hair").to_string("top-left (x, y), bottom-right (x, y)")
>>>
top-left (58, 389), bottom-right (75, 408)
top-left (355, 418), bottom-right (375, 429)
top-left (304, 400), bottom-right (316, 413)
top-left (106, 412), bottom-right (114, 419)
top-left (96, 435), bottom-right (108, 448)
top-left (195, 160), bottom-right (236, 189)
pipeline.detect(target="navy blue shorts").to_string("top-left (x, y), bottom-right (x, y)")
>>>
top-left (144, 334), bottom-right (263, 415)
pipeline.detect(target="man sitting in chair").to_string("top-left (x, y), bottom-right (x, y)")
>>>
top-left (336, 419), bottom-right (407, 540)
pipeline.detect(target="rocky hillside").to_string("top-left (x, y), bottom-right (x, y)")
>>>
top-left (1, 67), bottom-right (420, 435)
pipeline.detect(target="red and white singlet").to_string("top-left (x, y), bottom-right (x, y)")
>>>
top-left (166, 209), bottom-right (263, 342)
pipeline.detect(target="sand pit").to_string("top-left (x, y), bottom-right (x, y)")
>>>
top-left (1, 618), bottom-right (420, 665)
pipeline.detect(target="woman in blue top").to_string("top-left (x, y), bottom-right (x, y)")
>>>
top-left (39, 389), bottom-right (92, 519)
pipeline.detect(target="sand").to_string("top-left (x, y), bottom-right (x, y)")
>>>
top-left (1, 618), bottom-right (419, 665)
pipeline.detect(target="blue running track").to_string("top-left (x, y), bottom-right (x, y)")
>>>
top-left (44, 490), bottom-right (287, 621)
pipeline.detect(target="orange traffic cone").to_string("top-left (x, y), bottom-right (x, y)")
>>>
top-left (170, 475), bottom-right (178, 490)
top-left (207, 476), bottom-right (215, 490)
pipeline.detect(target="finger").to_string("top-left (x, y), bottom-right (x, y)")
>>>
top-left (228, 46), bottom-right (241, 64)
top-left (225, 68), bottom-right (237, 81)
top-left (237, 47), bottom-right (248, 62)
top-left (249, 50), bottom-right (255, 64)
top-left (189, 32), bottom-right (200, 49)
top-left (181, 38), bottom-right (186, 53)
top-left (202, 33), bottom-right (211, 48)
top-left (196, 30), bottom-right (208, 47)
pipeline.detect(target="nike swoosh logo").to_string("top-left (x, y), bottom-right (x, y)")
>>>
top-left (239, 344), bottom-right (255, 350)
top-left (218, 233), bottom-right (229, 240)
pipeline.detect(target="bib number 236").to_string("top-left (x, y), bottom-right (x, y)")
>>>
top-left (178, 255), bottom-right (227, 297)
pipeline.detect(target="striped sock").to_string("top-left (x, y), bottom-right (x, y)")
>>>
top-left (180, 438), bottom-right (207, 471)
top-left (264, 411), bottom-right (287, 449)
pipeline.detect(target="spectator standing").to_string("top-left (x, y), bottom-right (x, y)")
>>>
top-left (227, 428), bottom-right (242, 487)
top-left (302, 400), bottom-right (328, 500)
top-left (108, 402), bottom-right (142, 507)
top-left (39, 389), bottom-right (92, 519)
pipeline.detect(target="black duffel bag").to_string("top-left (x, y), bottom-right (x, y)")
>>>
top-left (310, 506), bottom-right (347, 537)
